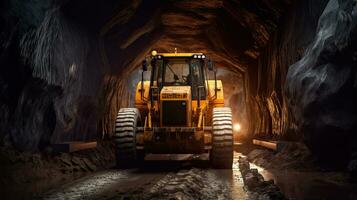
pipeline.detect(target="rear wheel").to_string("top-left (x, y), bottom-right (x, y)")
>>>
top-left (211, 107), bottom-right (233, 169)
top-left (114, 108), bottom-right (141, 168)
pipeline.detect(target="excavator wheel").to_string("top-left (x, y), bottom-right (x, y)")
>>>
top-left (211, 107), bottom-right (234, 169)
top-left (114, 108), bottom-right (142, 168)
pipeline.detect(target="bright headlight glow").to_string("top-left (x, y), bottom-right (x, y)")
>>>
top-left (233, 123), bottom-right (241, 132)
top-left (197, 55), bottom-right (202, 58)
top-left (194, 55), bottom-right (198, 58)
top-left (202, 55), bottom-right (206, 59)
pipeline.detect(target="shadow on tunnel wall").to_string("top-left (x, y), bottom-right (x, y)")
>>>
top-left (285, 0), bottom-right (357, 168)
top-left (0, 0), bottom-right (121, 151)
top-left (0, 0), bottom-right (163, 151)
top-left (246, 0), bottom-right (330, 141)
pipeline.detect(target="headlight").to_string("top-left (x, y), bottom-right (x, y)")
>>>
top-left (197, 55), bottom-right (202, 58)
top-left (202, 55), bottom-right (206, 59)
top-left (233, 123), bottom-right (241, 132)
top-left (194, 55), bottom-right (198, 58)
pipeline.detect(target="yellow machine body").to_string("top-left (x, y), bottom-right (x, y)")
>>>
top-left (133, 52), bottom-right (225, 153)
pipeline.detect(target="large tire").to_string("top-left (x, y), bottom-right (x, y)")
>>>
top-left (114, 108), bottom-right (141, 168)
top-left (211, 107), bottom-right (234, 169)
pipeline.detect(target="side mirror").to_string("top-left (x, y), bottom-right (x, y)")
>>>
top-left (142, 59), bottom-right (148, 71)
top-left (208, 59), bottom-right (214, 71)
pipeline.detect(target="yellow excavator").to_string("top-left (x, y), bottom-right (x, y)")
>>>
top-left (114, 50), bottom-right (233, 168)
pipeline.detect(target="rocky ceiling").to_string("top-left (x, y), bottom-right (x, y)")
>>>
top-left (96, 0), bottom-right (291, 74)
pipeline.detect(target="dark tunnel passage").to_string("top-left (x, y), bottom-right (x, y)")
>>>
top-left (1, 0), bottom-right (357, 199)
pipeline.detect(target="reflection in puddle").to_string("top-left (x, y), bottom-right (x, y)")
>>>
top-left (232, 153), bottom-right (249, 199)
top-left (205, 152), bottom-right (250, 200)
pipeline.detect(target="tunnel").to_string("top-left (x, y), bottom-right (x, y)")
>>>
top-left (1, 0), bottom-right (357, 199)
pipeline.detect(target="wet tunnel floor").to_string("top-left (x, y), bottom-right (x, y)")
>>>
top-left (40, 153), bottom-right (249, 200)
top-left (35, 151), bottom-right (357, 200)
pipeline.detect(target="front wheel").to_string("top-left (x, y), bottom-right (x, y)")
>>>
top-left (114, 108), bottom-right (142, 168)
top-left (210, 107), bottom-right (233, 169)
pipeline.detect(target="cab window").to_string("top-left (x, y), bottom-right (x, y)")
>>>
top-left (163, 59), bottom-right (190, 86)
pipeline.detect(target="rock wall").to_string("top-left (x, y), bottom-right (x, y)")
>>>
top-left (0, 0), bottom-right (163, 150)
top-left (286, 0), bottom-right (357, 167)
top-left (247, 0), bottom-right (329, 140)
top-left (0, 1), bottom-right (104, 151)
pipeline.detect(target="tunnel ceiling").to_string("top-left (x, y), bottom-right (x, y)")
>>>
top-left (78, 0), bottom-right (293, 74)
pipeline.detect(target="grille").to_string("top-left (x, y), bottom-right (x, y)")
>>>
top-left (161, 101), bottom-right (187, 126)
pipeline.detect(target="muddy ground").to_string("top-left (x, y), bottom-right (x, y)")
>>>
top-left (40, 153), bottom-right (284, 200)
top-left (1, 141), bottom-right (356, 200)
top-left (0, 143), bottom-right (284, 200)
top-left (0, 141), bottom-right (116, 199)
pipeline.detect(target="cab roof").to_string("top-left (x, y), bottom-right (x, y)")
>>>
top-left (157, 52), bottom-right (204, 57)
top-left (151, 50), bottom-right (204, 58)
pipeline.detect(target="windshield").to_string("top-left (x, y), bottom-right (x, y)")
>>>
top-left (163, 59), bottom-right (190, 85)
top-left (150, 57), bottom-right (206, 99)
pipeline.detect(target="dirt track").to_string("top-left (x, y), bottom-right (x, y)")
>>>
top-left (41, 153), bottom-right (250, 200)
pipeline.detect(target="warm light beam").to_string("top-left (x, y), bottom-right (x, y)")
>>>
top-left (233, 123), bottom-right (241, 132)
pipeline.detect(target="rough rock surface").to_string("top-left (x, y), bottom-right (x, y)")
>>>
top-left (247, 0), bottom-right (329, 139)
top-left (0, 1), bottom-right (103, 151)
top-left (285, 0), bottom-right (357, 168)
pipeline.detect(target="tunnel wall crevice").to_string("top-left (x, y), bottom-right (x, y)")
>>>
top-left (246, 0), bottom-right (329, 140)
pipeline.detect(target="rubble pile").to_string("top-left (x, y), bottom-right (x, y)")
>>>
top-left (238, 157), bottom-right (286, 200)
